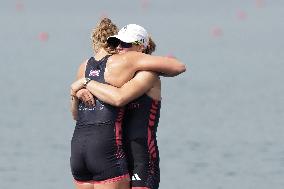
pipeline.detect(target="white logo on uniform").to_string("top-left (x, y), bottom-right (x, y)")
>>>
top-left (131, 173), bottom-right (141, 181)
top-left (89, 69), bottom-right (100, 77)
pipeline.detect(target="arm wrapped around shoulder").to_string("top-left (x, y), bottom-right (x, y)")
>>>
top-left (134, 52), bottom-right (186, 77)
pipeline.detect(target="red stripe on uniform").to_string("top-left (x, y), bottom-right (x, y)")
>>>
top-left (114, 108), bottom-right (125, 156)
top-left (147, 100), bottom-right (158, 160)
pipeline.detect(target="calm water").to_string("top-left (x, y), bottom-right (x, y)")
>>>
top-left (1, 0), bottom-right (284, 188)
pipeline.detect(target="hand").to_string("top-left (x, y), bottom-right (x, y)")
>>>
top-left (76, 89), bottom-right (96, 107)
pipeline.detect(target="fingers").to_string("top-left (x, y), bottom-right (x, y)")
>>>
top-left (88, 96), bottom-right (95, 106)
top-left (79, 90), bottom-right (95, 107)
top-left (85, 94), bottom-right (95, 107)
top-left (75, 89), bottom-right (83, 98)
top-left (76, 89), bottom-right (89, 99)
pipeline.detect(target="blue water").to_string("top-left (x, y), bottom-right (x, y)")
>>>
top-left (0, 0), bottom-right (284, 188)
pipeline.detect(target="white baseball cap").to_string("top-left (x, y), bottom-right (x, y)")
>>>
top-left (107, 24), bottom-right (149, 47)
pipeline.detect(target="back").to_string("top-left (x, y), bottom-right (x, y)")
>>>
top-left (123, 94), bottom-right (161, 141)
top-left (76, 56), bottom-right (124, 126)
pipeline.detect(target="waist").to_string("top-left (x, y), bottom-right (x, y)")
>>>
top-left (77, 103), bottom-right (124, 127)
top-left (75, 120), bottom-right (114, 128)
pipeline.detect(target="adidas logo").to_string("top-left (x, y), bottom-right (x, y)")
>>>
top-left (131, 173), bottom-right (141, 181)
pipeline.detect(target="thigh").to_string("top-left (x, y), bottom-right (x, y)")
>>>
top-left (74, 181), bottom-right (94, 189)
top-left (93, 178), bottom-right (130, 189)
top-left (127, 138), bottom-right (160, 189)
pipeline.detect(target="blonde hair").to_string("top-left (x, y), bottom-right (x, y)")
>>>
top-left (143, 36), bottom-right (156, 55)
top-left (91, 17), bottom-right (118, 54)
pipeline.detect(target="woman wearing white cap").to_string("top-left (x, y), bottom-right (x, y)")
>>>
top-left (70, 18), bottom-right (186, 189)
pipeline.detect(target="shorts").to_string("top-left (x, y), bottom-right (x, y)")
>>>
top-left (125, 138), bottom-right (160, 189)
top-left (70, 123), bottom-right (129, 182)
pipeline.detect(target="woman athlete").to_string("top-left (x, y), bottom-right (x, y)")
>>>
top-left (70, 18), bottom-right (186, 189)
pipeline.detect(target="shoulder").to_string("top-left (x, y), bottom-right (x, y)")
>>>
top-left (79, 59), bottom-right (88, 69)
top-left (107, 54), bottom-right (129, 66)
top-left (76, 59), bottom-right (89, 79)
top-left (78, 59), bottom-right (89, 72)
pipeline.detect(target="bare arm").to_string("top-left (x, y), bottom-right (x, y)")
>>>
top-left (70, 61), bottom-right (87, 121)
top-left (125, 51), bottom-right (186, 76)
top-left (86, 71), bottom-right (157, 107)
top-left (70, 91), bottom-right (79, 121)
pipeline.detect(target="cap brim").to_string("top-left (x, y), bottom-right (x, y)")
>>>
top-left (108, 34), bottom-right (137, 43)
top-left (107, 36), bottom-right (120, 47)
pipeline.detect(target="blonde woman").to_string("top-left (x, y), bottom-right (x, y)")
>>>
top-left (70, 18), bottom-right (186, 189)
